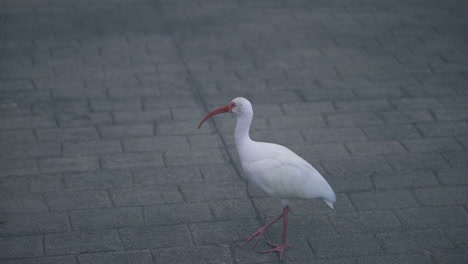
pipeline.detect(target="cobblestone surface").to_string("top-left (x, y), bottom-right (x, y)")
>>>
top-left (1, 0), bottom-right (467, 263)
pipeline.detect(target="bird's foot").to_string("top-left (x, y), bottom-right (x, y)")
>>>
top-left (241, 226), bottom-right (269, 247)
top-left (259, 242), bottom-right (293, 260)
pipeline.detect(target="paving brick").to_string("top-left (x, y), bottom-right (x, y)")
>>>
top-left (63, 140), bottom-right (122, 156)
top-left (101, 152), bottom-right (164, 170)
top-left (45, 190), bottom-right (113, 211)
top-left (376, 230), bottom-right (454, 254)
top-left (309, 234), bottom-right (383, 258)
top-left (84, 75), bottom-right (139, 89)
top-left (335, 99), bottom-right (393, 112)
top-left (281, 102), bottom-right (335, 114)
top-left (64, 170), bottom-right (133, 190)
top-left (0, 176), bottom-right (28, 193)
top-left (119, 225), bottom-right (191, 249)
top-left (34, 77), bottom-right (84, 91)
top-left (123, 136), bottom-right (190, 152)
top-left (377, 110), bottom-right (434, 124)
top-left (414, 186), bottom-right (467, 206)
top-left (79, 250), bottom-right (155, 264)
top-left (38, 156), bottom-right (100, 174)
top-left (438, 95), bottom-right (468, 108)
top-left (144, 203), bottom-right (212, 225)
top-left (0, 212), bottom-right (70, 235)
top-left (416, 122), bottom-right (468, 137)
top-left (0, 142), bottom-right (61, 159)
top-left (346, 140), bottom-right (407, 156)
top-left (330, 210), bottom-right (401, 234)
top-left (157, 120), bottom-right (211, 135)
top-left (0, 256), bottom-right (78, 264)
top-left (32, 100), bottom-right (89, 114)
top-left (402, 138), bottom-right (464, 153)
top-left (90, 98), bottom-right (143, 112)
top-left (209, 199), bottom-right (256, 220)
top-left (436, 168), bottom-right (468, 185)
top-left (458, 135), bottom-right (468, 149)
top-left (110, 186), bottom-right (183, 206)
top-left (0, 116), bottom-right (56, 129)
top-left (326, 112), bottom-right (384, 127)
top-left (445, 228), bottom-right (468, 248)
top-left (433, 108), bottom-right (468, 121)
top-left (357, 254), bottom-right (432, 264)
top-left (70, 207), bottom-right (143, 230)
top-left (153, 245), bottom-right (232, 264)
top-left (321, 156), bottom-right (392, 175)
top-left (108, 86), bottom-right (160, 99)
top-left (371, 169), bottom-right (439, 189)
top-left (98, 124), bottom-right (154, 139)
top-left (188, 133), bottom-right (225, 150)
top-left (112, 109), bottom-right (172, 124)
top-left (36, 127), bottom-right (99, 142)
top-left (132, 166), bottom-right (203, 185)
top-left (45, 229), bottom-right (123, 255)
top-left (298, 86), bottom-right (357, 101)
top-left (180, 182), bottom-right (248, 203)
top-left (433, 249), bottom-right (468, 264)
top-left (50, 85), bottom-right (107, 99)
top-left (0, 193), bottom-right (48, 213)
top-left (386, 153), bottom-right (450, 170)
top-left (164, 149), bottom-right (227, 167)
top-left (191, 219), bottom-right (260, 245)
top-left (267, 114), bottom-right (326, 129)
top-left (0, 129), bottom-right (36, 143)
top-left (362, 124), bottom-right (421, 140)
top-left (171, 107), bottom-right (206, 121)
top-left (302, 127), bottom-right (367, 143)
top-left (324, 170), bottom-right (373, 193)
top-left (0, 235), bottom-right (43, 259)
top-left (143, 95), bottom-right (198, 109)
top-left (199, 164), bottom-right (240, 182)
top-left (391, 97), bottom-right (444, 110)
top-left (0, 80), bottom-right (34, 91)
top-left (395, 207), bottom-right (468, 229)
top-left (350, 190), bottom-right (419, 210)
top-left (56, 113), bottom-right (113, 127)
top-left (24, 174), bottom-right (65, 192)
top-left (443, 151), bottom-right (468, 168)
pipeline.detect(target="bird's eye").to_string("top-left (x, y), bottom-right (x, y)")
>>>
top-left (231, 103), bottom-right (236, 107)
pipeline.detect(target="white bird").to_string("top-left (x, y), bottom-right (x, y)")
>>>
top-left (198, 97), bottom-right (336, 260)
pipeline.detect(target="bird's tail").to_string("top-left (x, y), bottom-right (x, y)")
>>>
top-left (323, 199), bottom-right (334, 209)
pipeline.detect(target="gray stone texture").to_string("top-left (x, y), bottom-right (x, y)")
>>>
top-left (1, 0), bottom-right (467, 263)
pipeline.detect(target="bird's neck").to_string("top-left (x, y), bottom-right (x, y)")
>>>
top-left (234, 112), bottom-right (253, 146)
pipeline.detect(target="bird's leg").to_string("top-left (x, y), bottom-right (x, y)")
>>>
top-left (259, 206), bottom-right (293, 260)
top-left (241, 208), bottom-right (286, 247)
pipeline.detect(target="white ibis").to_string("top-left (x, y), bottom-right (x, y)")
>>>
top-left (198, 97), bottom-right (336, 260)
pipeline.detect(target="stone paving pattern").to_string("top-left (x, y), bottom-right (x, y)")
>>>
top-left (1, 0), bottom-right (467, 263)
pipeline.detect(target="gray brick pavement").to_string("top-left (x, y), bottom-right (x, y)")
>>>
top-left (1, 0), bottom-right (467, 263)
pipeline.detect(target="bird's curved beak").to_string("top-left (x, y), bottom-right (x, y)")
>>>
top-left (197, 104), bottom-right (231, 129)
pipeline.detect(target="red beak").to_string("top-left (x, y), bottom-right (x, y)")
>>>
top-left (198, 104), bottom-right (231, 129)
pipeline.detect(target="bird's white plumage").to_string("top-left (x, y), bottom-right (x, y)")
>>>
top-left (239, 141), bottom-right (336, 207)
top-left (230, 97), bottom-right (336, 209)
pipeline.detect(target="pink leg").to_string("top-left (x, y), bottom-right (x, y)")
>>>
top-left (259, 206), bottom-right (292, 260)
top-left (241, 207), bottom-right (286, 247)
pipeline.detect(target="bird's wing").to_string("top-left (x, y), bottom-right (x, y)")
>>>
top-left (243, 144), bottom-right (335, 202)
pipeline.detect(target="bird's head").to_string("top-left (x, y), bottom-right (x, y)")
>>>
top-left (198, 97), bottom-right (252, 129)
